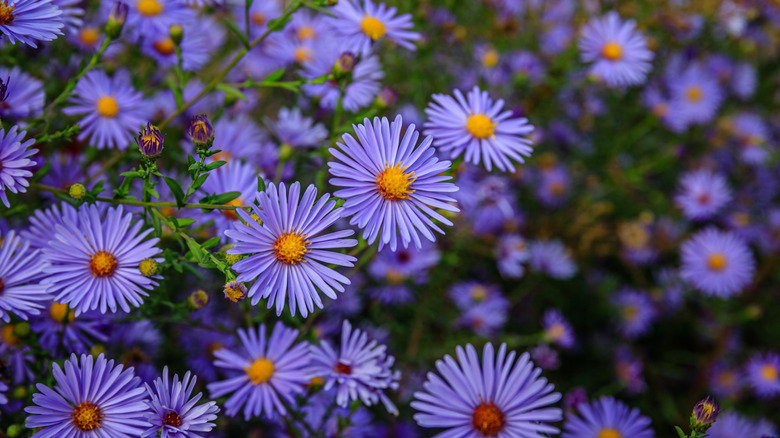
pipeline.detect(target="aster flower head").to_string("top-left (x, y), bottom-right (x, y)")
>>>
top-left (310, 320), bottom-right (401, 414)
top-left (265, 107), bottom-right (328, 149)
top-left (529, 239), bottom-right (577, 279)
top-left (0, 66), bottom-right (44, 120)
top-left (187, 113), bottom-right (214, 149)
top-left (578, 11), bottom-right (654, 87)
top-left (668, 63), bottom-right (724, 127)
top-left (137, 122), bottom-right (165, 159)
top-left (0, 125), bottom-right (37, 208)
top-left (63, 70), bottom-right (148, 150)
top-left (543, 309), bottom-right (575, 349)
top-left (30, 301), bottom-right (109, 355)
top-left (207, 322), bottom-right (311, 420)
top-left (0, 231), bottom-right (52, 322)
top-left (611, 288), bottom-right (657, 338)
top-left (143, 366), bottom-right (219, 438)
top-left (745, 352), bottom-right (780, 398)
top-left (329, 0), bottom-right (420, 55)
top-left (0, 0), bottom-right (64, 47)
top-left (675, 169), bottom-right (732, 220)
top-left (225, 182), bottom-right (357, 317)
top-left (424, 86), bottom-right (535, 172)
top-left (680, 228), bottom-right (755, 297)
top-left (328, 115), bottom-right (459, 251)
top-left (562, 396), bottom-right (655, 438)
top-left (495, 233), bottom-right (530, 278)
top-left (123, 0), bottom-right (194, 42)
top-left (25, 353), bottom-right (150, 437)
top-left (412, 342), bottom-right (562, 437)
top-left (691, 396), bottom-right (720, 431)
top-left (42, 204), bottom-right (163, 315)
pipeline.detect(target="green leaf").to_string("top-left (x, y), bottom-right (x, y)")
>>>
top-left (215, 84), bottom-right (248, 102)
top-left (257, 176), bottom-right (266, 192)
top-left (223, 19), bottom-right (249, 48)
top-left (204, 160), bottom-right (227, 171)
top-left (164, 177), bottom-right (185, 208)
top-left (210, 191), bottom-right (241, 205)
top-left (675, 426), bottom-right (687, 438)
top-left (147, 186), bottom-right (160, 200)
top-left (174, 218), bottom-right (197, 228)
top-left (180, 262), bottom-right (204, 279)
top-left (31, 161), bottom-right (52, 183)
top-left (185, 239), bottom-right (205, 260)
top-left (201, 236), bottom-right (221, 249)
top-left (191, 174), bottom-right (209, 191)
top-left (262, 68), bottom-right (285, 83)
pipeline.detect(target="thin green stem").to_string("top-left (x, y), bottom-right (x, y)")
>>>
top-left (150, 208), bottom-right (233, 275)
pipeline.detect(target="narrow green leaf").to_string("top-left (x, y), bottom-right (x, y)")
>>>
top-left (191, 174), bottom-right (209, 191)
top-left (257, 176), bottom-right (266, 192)
top-left (262, 68), bottom-right (285, 83)
top-left (204, 160), bottom-right (227, 171)
top-left (209, 191), bottom-right (241, 205)
top-left (215, 84), bottom-right (248, 102)
top-left (163, 176), bottom-right (185, 208)
top-left (201, 236), bottom-right (221, 249)
top-left (31, 161), bottom-right (52, 183)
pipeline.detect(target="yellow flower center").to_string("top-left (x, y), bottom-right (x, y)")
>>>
top-left (274, 231), bottom-right (309, 265)
top-left (72, 401), bottom-right (102, 431)
top-left (139, 259), bottom-right (157, 277)
top-left (0, 1), bottom-right (15, 25)
top-left (50, 302), bottom-right (75, 323)
top-left (223, 282), bottom-right (246, 303)
top-left (686, 86), bottom-right (703, 102)
top-left (760, 364), bottom-right (778, 382)
top-left (153, 38), bottom-right (175, 56)
top-left (386, 268), bottom-right (405, 284)
top-left (466, 114), bottom-right (496, 139)
top-left (79, 27), bottom-right (100, 46)
top-left (1, 325), bottom-right (18, 345)
top-left (601, 41), bottom-right (623, 60)
top-left (96, 96), bottom-right (119, 118)
top-left (547, 323), bottom-right (565, 341)
top-left (245, 358), bottom-right (274, 384)
top-left (294, 46), bottom-right (313, 63)
top-left (707, 252), bottom-right (727, 271)
top-left (652, 102), bottom-right (668, 117)
top-left (360, 15), bottom-right (386, 40)
top-left (482, 48), bottom-right (499, 68)
top-left (472, 402), bottom-right (504, 436)
top-left (597, 428), bottom-right (622, 438)
top-left (136, 0), bottom-right (163, 16)
top-left (297, 25), bottom-right (316, 40)
top-left (90, 251), bottom-right (118, 277)
top-left (251, 11), bottom-right (266, 25)
top-left (376, 163), bottom-right (415, 200)
top-left (623, 305), bottom-right (639, 321)
top-left (470, 285), bottom-right (487, 301)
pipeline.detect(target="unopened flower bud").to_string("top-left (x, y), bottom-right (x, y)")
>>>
top-left (11, 386), bottom-right (26, 399)
top-left (139, 258), bottom-right (158, 277)
top-left (333, 52), bottom-right (356, 76)
top-left (188, 289), bottom-right (209, 310)
top-left (169, 24), bottom-right (183, 45)
top-left (6, 424), bottom-right (23, 437)
top-left (68, 183), bottom-right (87, 200)
top-left (223, 281), bottom-right (246, 303)
top-left (187, 114), bottom-right (214, 151)
top-left (137, 123), bottom-right (165, 160)
top-left (13, 322), bottom-right (29, 337)
top-left (90, 344), bottom-right (106, 356)
top-left (691, 396), bottom-right (720, 434)
top-left (106, 2), bottom-right (128, 39)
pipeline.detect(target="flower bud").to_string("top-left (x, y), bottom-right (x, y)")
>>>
top-left (223, 281), bottom-right (247, 304)
top-left (169, 24), bottom-right (183, 45)
top-left (187, 289), bottom-right (209, 310)
top-left (106, 2), bottom-right (128, 39)
top-left (187, 114), bottom-right (214, 151)
top-left (68, 183), bottom-right (87, 200)
top-left (332, 51), bottom-right (356, 77)
top-left (6, 424), bottom-right (23, 437)
top-left (13, 322), bottom-right (29, 337)
top-left (137, 123), bottom-right (165, 159)
top-left (690, 396), bottom-right (720, 433)
top-left (139, 258), bottom-right (158, 277)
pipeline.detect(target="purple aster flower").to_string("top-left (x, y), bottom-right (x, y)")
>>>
top-left (143, 366), bottom-right (219, 438)
top-left (562, 396), bottom-right (654, 438)
top-left (368, 239), bottom-right (440, 284)
top-left (542, 308), bottom-right (575, 349)
top-left (508, 50), bottom-right (546, 83)
top-left (328, 0), bottom-right (420, 55)
top-left (448, 281), bottom-right (503, 309)
top-left (424, 85), bottom-right (535, 172)
top-left (225, 182), bottom-right (357, 317)
top-left (529, 239), bottom-right (577, 279)
top-left (30, 301), bottom-right (108, 356)
top-left (111, 320), bottom-right (162, 382)
top-left (265, 107), bottom-right (328, 149)
top-left (51, 0), bottom-right (81, 33)
top-left (680, 228), bottom-right (755, 297)
top-left (0, 0), bottom-right (64, 47)
top-left (206, 114), bottom-right (267, 164)
top-left (578, 11), bottom-right (653, 87)
top-left (63, 70), bottom-right (148, 150)
top-left (614, 347), bottom-right (647, 394)
top-left (674, 169), bottom-right (732, 220)
top-left (456, 298), bottom-right (509, 337)
top-left (0, 66), bottom-right (44, 119)
top-left (0, 231), bottom-right (51, 322)
top-left (207, 322), bottom-right (311, 420)
top-left (745, 352), bottom-right (780, 398)
top-left (731, 112), bottom-right (769, 165)
top-left (611, 288), bottom-right (656, 338)
top-left (0, 327), bottom-right (35, 385)
top-left (25, 353), bottom-right (150, 437)
top-left (731, 61), bottom-right (756, 99)
top-left (232, 0), bottom-right (280, 39)
top-left (122, 0), bottom-right (194, 41)
top-left (537, 165), bottom-right (571, 207)
top-left (141, 16), bottom-right (224, 72)
top-left (328, 115), bottom-right (459, 251)
top-left (193, 160), bottom-right (260, 237)
top-left (310, 320), bottom-right (400, 414)
top-left (21, 202), bottom-right (80, 249)
top-left (668, 63), bottom-right (724, 128)
top-left (495, 233), bottom-right (530, 278)
top-left (708, 412), bottom-right (777, 438)
top-left (0, 125), bottom-right (37, 208)
top-left (531, 344), bottom-right (560, 370)
top-left (41, 204), bottom-right (163, 315)
top-left (412, 342), bottom-right (562, 437)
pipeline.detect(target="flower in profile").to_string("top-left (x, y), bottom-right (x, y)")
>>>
top-left (143, 366), bottom-right (219, 438)
top-left (529, 239), bottom-right (577, 279)
top-left (562, 396), bottom-right (654, 438)
top-left (187, 113), bottom-right (214, 149)
top-left (674, 169), bottom-right (732, 220)
top-left (265, 107), bottom-right (328, 149)
top-left (745, 352), bottom-right (780, 398)
top-left (691, 396), bottom-right (720, 432)
top-left (542, 308), bottom-right (575, 349)
top-left (0, 125), bottom-right (37, 208)
top-left (495, 233), bottom-right (529, 278)
top-left (329, 0), bottom-right (420, 54)
top-left (207, 322), bottom-right (311, 420)
top-left (0, 66), bottom-right (44, 119)
top-left (225, 182), bottom-right (357, 317)
top-left (63, 70), bottom-right (148, 150)
top-left (0, 231), bottom-right (52, 322)
top-left (0, 0), bottom-right (64, 47)
top-left (25, 353), bottom-right (150, 437)
top-left (41, 204), bottom-right (163, 315)
top-left (412, 342), bottom-right (562, 437)
top-left (137, 122), bottom-right (165, 159)
top-left (424, 85), bottom-right (535, 172)
top-left (680, 228), bottom-right (755, 297)
top-left (578, 11), bottom-right (653, 87)
top-left (328, 115), bottom-right (459, 251)
top-left (310, 320), bottom-right (400, 414)
top-left (105, 1), bottom-right (128, 38)
top-left (30, 301), bottom-right (108, 355)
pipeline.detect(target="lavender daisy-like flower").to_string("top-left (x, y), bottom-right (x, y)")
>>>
top-left (0, 125), bottom-right (37, 208)
top-left (412, 342), bottom-right (562, 437)
top-left (123, 0), bottom-right (194, 41)
top-left (328, 0), bottom-right (420, 54)
top-left (562, 396), bottom-right (654, 438)
top-left (225, 181), bottom-right (357, 317)
top-left (0, 231), bottom-right (51, 322)
top-left (41, 204), bottom-right (163, 315)
top-left (328, 115), bottom-right (459, 251)
top-left (529, 239), bottom-right (578, 279)
top-left (668, 63), bottom-right (723, 127)
top-left (745, 352), bottom-right (780, 398)
top-left (578, 11), bottom-right (653, 87)
top-left (63, 70), bottom-right (148, 150)
top-left (30, 301), bottom-right (108, 355)
top-left (611, 288), bottom-right (656, 338)
top-left (424, 85), bottom-right (535, 172)
top-left (680, 228), bottom-right (755, 297)
top-left (310, 320), bottom-right (400, 414)
top-left (207, 322), bottom-right (311, 420)
top-left (0, 0), bottom-right (64, 47)
top-left (496, 233), bottom-right (530, 278)
top-left (0, 66), bottom-right (44, 119)
top-left (25, 353), bottom-right (150, 437)
top-left (674, 169), bottom-right (732, 220)
top-left (265, 107), bottom-right (328, 149)
top-left (21, 202), bottom-right (79, 249)
top-left (542, 308), bottom-right (575, 349)
top-left (143, 366), bottom-right (219, 438)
